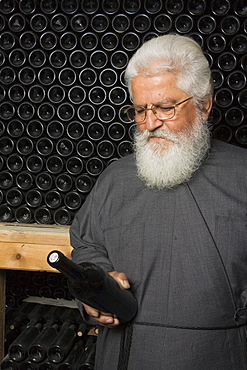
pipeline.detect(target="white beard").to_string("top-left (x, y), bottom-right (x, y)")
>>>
top-left (133, 117), bottom-right (211, 189)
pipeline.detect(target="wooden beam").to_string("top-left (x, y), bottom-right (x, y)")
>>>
top-left (0, 242), bottom-right (72, 272)
top-left (0, 223), bottom-right (70, 245)
top-left (0, 223), bottom-right (72, 272)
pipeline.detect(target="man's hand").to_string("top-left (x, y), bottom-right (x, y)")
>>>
top-left (82, 270), bottom-right (130, 328)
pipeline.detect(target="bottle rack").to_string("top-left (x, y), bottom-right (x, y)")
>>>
top-left (0, 222), bottom-right (71, 361)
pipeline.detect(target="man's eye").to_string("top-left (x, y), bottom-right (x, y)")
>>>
top-left (159, 106), bottom-right (173, 112)
top-left (135, 107), bottom-right (145, 114)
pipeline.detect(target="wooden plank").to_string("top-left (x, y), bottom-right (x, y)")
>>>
top-left (0, 223), bottom-right (70, 246)
top-left (0, 242), bottom-right (72, 272)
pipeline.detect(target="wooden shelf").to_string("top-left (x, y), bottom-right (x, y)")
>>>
top-left (0, 222), bottom-right (72, 271)
top-left (0, 222), bottom-right (72, 361)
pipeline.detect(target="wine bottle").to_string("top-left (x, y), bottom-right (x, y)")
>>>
top-left (0, 66), bottom-right (16, 85)
top-left (69, 50), bottom-right (87, 69)
top-left (25, 189), bottom-right (43, 208)
top-left (37, 103), bottom-right (55, 121)
top-left (112, 14), bottom-right (130, 33)
top-left (47, 121), bottom-right (64, 139)
top-left (26, 155), bottom-right (44, 174)
top-left (59, 32), bottom-right (77, 51)
top-left (49, 50), bottom-right (67, 68)
top-left (56, 138), bottom-right (74, 157)
top-left (18, 67), bottom-right (36, 85)
top-left (6, 154), bottom-right (24, 173)
top-left (8, 304), bottom-right (47, 362)
top-left (47, 308), bottom-right (83, 363)
top-left (61, 0), bottom-right (79, 13)
top-left (45, 190), bottom-right (62, 209)
top-left (17, 102), bottom-right (35, 121)
top-left (0, 171), bottom-right (14, 189)
top-left (55, 173), bottom-right (73, 193)
top-left (50, 13), bottom-right (68, 32)
top-left (8, 84), bottom-right (26, 103)
top-left (90, 50), bottom-right (108, 69)
top-left (38, 360), bottom-right (58, 370)
top-left (16, 171), bottom-right (34, 191)
top-left (6, 302), bottom-right (36, 331)
top-left (36, 138), bottom-right (54, 156)
top-left (66, 121), bottom-right (84, 140)
top-left (0, 32), bottom-right (16, 50)
top-left (57, 340), bottom-right (86, 370)
top-left (87, 122), bottom-right (105, 141)
top-left (6, 188), bottom-right (23, 207)
top-left (80, 32), bottom-right (98, 51)
top-left (64, 191), bottom-right (82, 210)
top-left (86, 157), bottom-right (104, 177)
top-left (35, 172), bottom-right (53, 191)
top-left (19, 358), bottom-right (38, 369)
top-left (102, 0), bottom-right (120, 13)
top-left (78, 336), bottom-right (97, 370)
top-left (19, 31), bottom-right (37, 50)
top-left (79, 68), bottom-right (97, 87)
top-left (70, 14), bottom-right (88, 33)
top-left (57, 103), bottom-right (75, 121)
top-left (15, 206), bottom-right (33, 223)
top-left (48, 85), bottom-right (65, 104)
top-left (28, 306), bottom-right (65, 363)
top-left (40, 32), bottom-right (57, 50)
top-left (9, 49), bottom-right (26, 68)
top-left (89, 86), bottom-right (106, 105)
top-left (5, 303), bottom-right (36, 350)
top-left (81, 0), bottom-right (99, 13)
top-left (0, 136), bottom-right (14, 155)
top-left (53, 208), bottom-right (72, 226)
top-left (30, 13), bottom-right (48, 32)
top-left (91, 13), bottom-right (109, 33)
top-left (9, 13), bottom-right (26, 32)
top-left (97, 140), bottom-right (115, 159)
top-left (0, 355), bottom-right (17, 370)
top-left (47, 250), bottom-right (138, 323)
top-left (75, 174), bottom-right (94, 194)
top-left (122, 32), bottom-right (140, 51)
top-left (65, 157), bottom-right (84, 175)
top-left (34, 206), bottom-right (52, 224)
top-left (19, 0), bottom-right (36, 14)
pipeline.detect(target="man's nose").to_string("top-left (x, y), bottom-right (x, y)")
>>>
top-left (144, 108), bottom-right (163, 131)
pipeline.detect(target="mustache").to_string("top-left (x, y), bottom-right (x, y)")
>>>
top-left (143, 129), bottom-right (180, 143)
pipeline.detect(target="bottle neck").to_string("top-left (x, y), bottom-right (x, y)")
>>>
top-left (48, 251), bottom-right (86, 282)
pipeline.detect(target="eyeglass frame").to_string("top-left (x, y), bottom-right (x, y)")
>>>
top-left (124, 96), bottom-right (193, 123)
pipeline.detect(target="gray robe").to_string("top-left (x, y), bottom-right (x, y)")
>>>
top-left (70, 139), bottom-right (247, 370)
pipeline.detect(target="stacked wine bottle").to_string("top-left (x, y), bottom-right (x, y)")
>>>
top-left (2, 302), bottom-right (97, 369)
top-left (0, 0), bottom-right (246, 225)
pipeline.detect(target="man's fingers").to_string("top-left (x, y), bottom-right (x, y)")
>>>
top-left (83, 303), bottom-right (100, 318)
top-left (109, 271), bottom-right (130, 289)
top-left (82, 302), bottom-right (120, 327)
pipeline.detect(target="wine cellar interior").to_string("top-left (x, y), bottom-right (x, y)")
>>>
top-left (0, 0), bottom-right (246, 368)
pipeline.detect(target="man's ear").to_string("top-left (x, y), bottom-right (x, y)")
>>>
top-left (202, 95), bottom-right (213, 121)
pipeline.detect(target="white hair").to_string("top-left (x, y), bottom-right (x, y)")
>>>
top-left (125, 34), bottom-right (213, 109)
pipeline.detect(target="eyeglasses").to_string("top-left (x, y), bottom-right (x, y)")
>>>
top-left (124, 96), bottom-right (193, 123)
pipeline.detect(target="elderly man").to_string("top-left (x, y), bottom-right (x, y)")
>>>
top-left (70, 34), bottom-right (247, 369)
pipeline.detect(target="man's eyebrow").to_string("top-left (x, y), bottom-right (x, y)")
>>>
top-left (154, 98), bottom-right (177, 105)
top-left (134, 99), bottom-right (177, 107)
